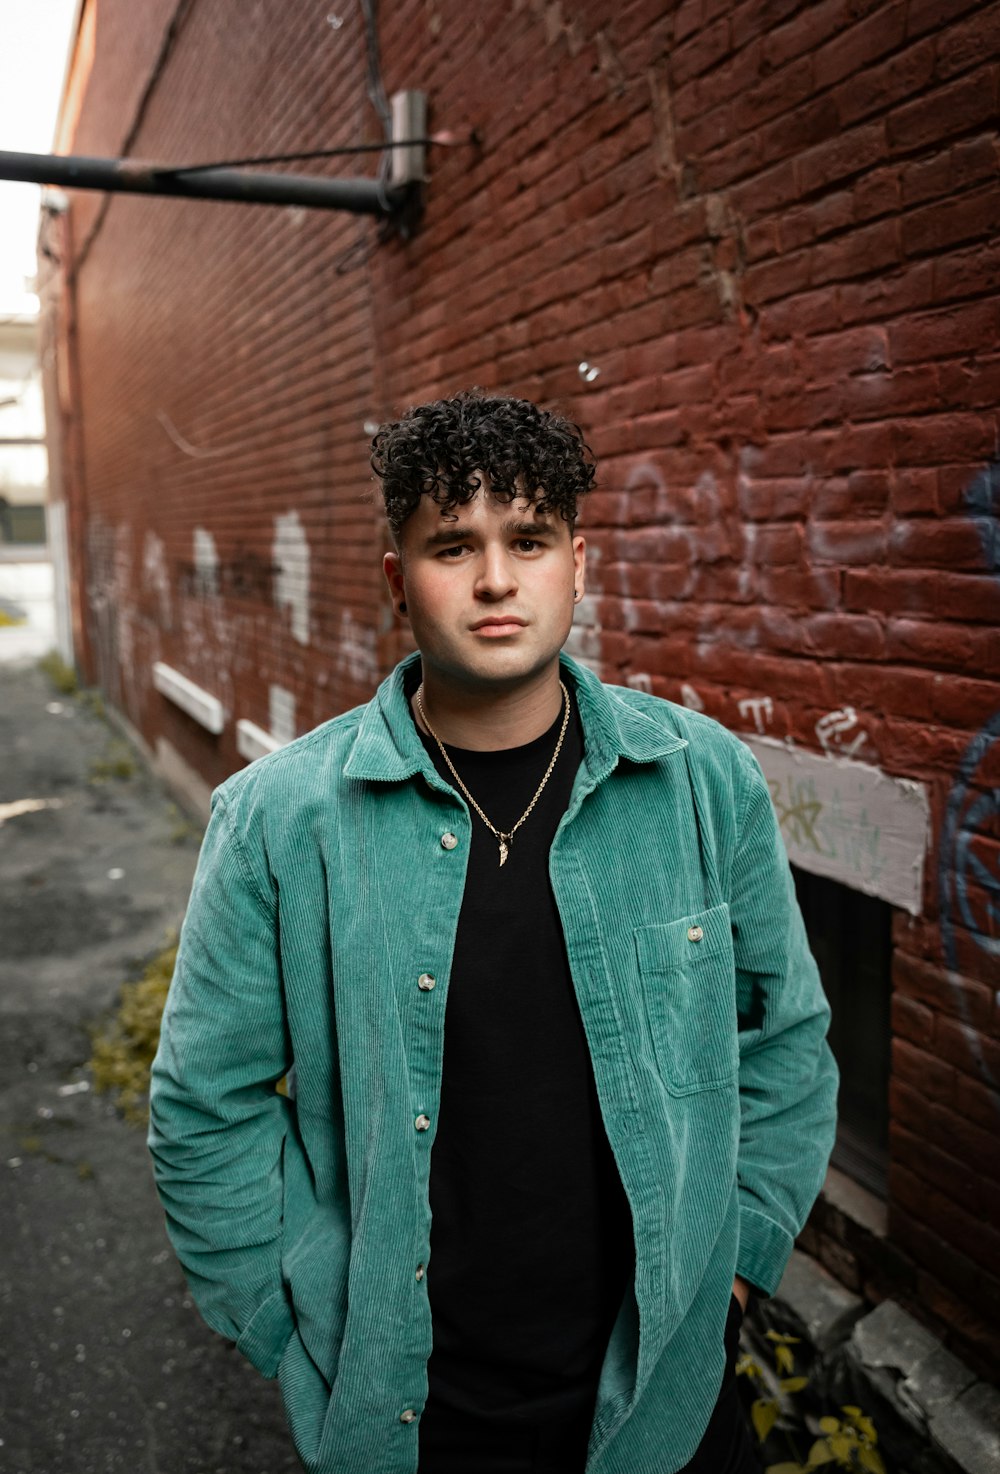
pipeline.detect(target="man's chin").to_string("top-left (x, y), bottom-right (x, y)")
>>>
top-left (433, 648), bottom-right (560, 692)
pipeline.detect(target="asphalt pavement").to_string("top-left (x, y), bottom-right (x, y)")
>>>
top-left (0, 659), bottom-right (298, 1474)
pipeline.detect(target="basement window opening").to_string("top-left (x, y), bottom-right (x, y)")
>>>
top-left (792, 867), bottom-right (892, 1199)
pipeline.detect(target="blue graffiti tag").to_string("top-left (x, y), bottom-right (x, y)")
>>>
top-left (941, 460), bottom-right (1000, 964)
top-left (939, 710), bottom-right (1000, 964)
top-left (935, 463), bottom-right (1000, 1091)
top-left (964, 459), bottom-right (1000, 574)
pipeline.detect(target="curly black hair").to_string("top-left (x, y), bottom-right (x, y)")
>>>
top-left (370, 389), bottom-right (596, 541)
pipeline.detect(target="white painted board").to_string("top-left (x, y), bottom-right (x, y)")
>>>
top-left (739, 735), bottom-right (930, 916)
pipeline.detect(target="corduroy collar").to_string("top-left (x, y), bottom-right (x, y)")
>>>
top-left (342, 652), bottom-right (687, 783)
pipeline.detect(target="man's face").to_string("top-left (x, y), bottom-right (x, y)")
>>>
top-left (383, 484), bottom-right (586, 695)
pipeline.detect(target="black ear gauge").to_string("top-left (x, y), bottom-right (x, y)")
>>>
top-left (399, 602), bottom-right (407, 615)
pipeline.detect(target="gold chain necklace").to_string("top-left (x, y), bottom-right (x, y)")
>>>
top-left (415, 681), bottom-right (571, 867)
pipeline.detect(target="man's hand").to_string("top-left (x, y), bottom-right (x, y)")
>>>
top-left (731, 1275), bottom-right (751, 1313)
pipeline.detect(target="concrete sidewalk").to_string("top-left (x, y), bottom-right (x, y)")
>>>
top-left (0, 661), bottom-right (297, 1473)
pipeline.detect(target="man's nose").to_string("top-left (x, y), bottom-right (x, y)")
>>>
top-left (474, 545), bottom-right (518, 599)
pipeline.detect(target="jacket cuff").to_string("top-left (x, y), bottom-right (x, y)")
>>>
top-left (235, 1286), bottom-right (295, 1378)
top-left (736, 1204), bottom-right (795, 1298)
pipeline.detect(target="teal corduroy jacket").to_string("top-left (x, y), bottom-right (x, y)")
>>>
top-left (148, 652), bottom-right (838, 1474)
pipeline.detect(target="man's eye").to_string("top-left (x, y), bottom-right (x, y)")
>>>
top-left (515, 538), bottom-right (540, 552)
top-left (438, 545), bottom-right (469, 557)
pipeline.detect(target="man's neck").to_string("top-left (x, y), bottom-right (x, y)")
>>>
top-left (413, 665), bottom-right (565, 751)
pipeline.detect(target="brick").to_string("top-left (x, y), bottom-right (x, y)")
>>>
top-left (888, 65), bottom-right (999, 152)
top-left (798, 120), bottom-right (887, 197)
top-left (673, 36), bottom-right (766, 126)
top-left (843, 568), bottom-right (935, 616)
top-left (838, 664), bottom-right (945, 727)
top-left (804, 612), bottom-right (885, 659)
top-left (906, 0), bottom-right (985, 39)
top-left (935, 5), bottom-right (1000, 80)
top-left (840, 364), bottom-right (946, 430)
top-left (736, 477), bottom-right (812, 520)
top-left (890, 1122), bottom-right (982, 1214)
top-left (851, 165), bottom-right (902, 222)
top-left (743, 217), bottom-right (779, 262)
top-left (818, 1237), bottom-right (862, 1293)
top-left (763, 380), bottom-right (837, 432)
top-left (954, 1070), bottom-right (1000, 1132)
top-left (743, 249), bottom-right (813, 306)
top-left (884, 617), bottom-right (975, 672)
top-left (669, 15), bottom-right (732, 87)
top-left (673, 0), bottom-right (704, 44)
top-left (648, 245), bottom-right (705, 299)
top-left (932, 673), bottom-right (1000, 733)
top-left (835, 36), bottom-right (937, 126)
top-left (812, 325), bottom-right (893, 380)
top-left (812, 217), bottom-right (901, 285)
top-left (891, 992), bottom-right (935, 1046)
top-left (891, 464), bottom-right (943, 517)
top-left (913, 1264), bottom-right (1000, 1379)
top-left (890, 1037), bottom-right (961, 1108)
top-left (730, 0), bottom-right (803, 51)
top-left (812, 2), bottom-right (907, 92)
top-left (815, 471), bottom-right (889, 518)
top-left (696, 129), bottom-right (764, 193)
top-left (759, 286), bottom-right (843, 340)
top-left (896, 952), bottom-right (995, 1031)
top-left (890, 1076), bottom-right (938, 1143)
top-left (745, 523), bottom-right (801, 565)
top-left (939, 354), bottom-right (1000, 415)
top-left (904, 184), bottom-right (1000, 258)
top-left (733, 56), bottom-right (815, 133)
top-left (807, 518), bottom-right (888, 563)
top-left (729, 158), bottom-right (800, 220)
top-left (837, 258), bottom-right (937, 328)
top-left (890, 417), bottom-right (998, 470)
top-left (890, 1165), bottom-right (1000, 1271)
top-left (884, 710), bottom-right (979, 778)
top-left (900, 134), bottom-right (998, 208)
top-left (761, 0), bottom-right (843, 69)
top-left (937, 460), bottom-right (1000, 517)
top-left (758, 567), bottom-right (842, 610)
top-left (935, 1015), bottom-right (1000, 1084)
top-left (890, 298), bottom-right (1000, 365)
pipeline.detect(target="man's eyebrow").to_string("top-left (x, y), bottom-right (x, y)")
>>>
top-left (499, 516), bottom-right (556, 536)
top-left (422, 526), bottom-right (473, 548)
top-left (420, 516), bottom-right (555, 549)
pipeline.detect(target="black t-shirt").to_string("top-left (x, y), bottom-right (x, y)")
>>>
top-left (408, 668), bottom-right (634, 1429)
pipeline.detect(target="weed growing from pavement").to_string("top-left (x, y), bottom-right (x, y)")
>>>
top-left (38, 648), bottom-right (79, 692)
top-left (738, 1330), bottom-right (887, 1472)
top-left (89, 942), bottom-right (178, 1124)
top-left (88, 736), bottom-right (137, 782)
top-left (165, 800), bottom-right (202, 845)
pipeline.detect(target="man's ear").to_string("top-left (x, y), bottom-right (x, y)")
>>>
top-left (572, 534), bottom-right (586, 600)
top-left (384, 550), bottom-right (407, 616)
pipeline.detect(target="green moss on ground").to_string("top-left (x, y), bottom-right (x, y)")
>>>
top-left (89, 943), bottom-right (178, 1124)
top-left (38, 649), bottom-right (79, 692)
top-left (89, 737), bottom-right (137, 782)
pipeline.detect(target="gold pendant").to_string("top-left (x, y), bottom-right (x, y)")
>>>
top-left (498, 837), bottom-right (509, 867)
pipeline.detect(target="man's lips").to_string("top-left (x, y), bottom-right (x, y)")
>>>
top-left (470, 616), bottom-right (527, 635)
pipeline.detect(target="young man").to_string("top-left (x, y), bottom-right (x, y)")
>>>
top-left (149, 390), bottom-right (838, 1474)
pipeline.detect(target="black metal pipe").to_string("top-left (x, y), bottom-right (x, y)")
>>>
top-left (0, 149), bottom-right (404, 215)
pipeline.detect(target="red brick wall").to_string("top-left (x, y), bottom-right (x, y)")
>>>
top-left (51, 0), bottom-right (1000, 1375)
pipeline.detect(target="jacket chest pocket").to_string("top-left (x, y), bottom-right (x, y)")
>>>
top-left (635, 903), bottom-right (738, 1095)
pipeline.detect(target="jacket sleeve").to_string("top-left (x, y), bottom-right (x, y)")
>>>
top-left (148, 785), bottom-right (295, 1377)
top-left (729, 742), bottom-right (839, 1297)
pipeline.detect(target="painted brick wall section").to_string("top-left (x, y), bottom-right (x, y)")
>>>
top-left (52, 0), bottom-right (1000, 1377)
